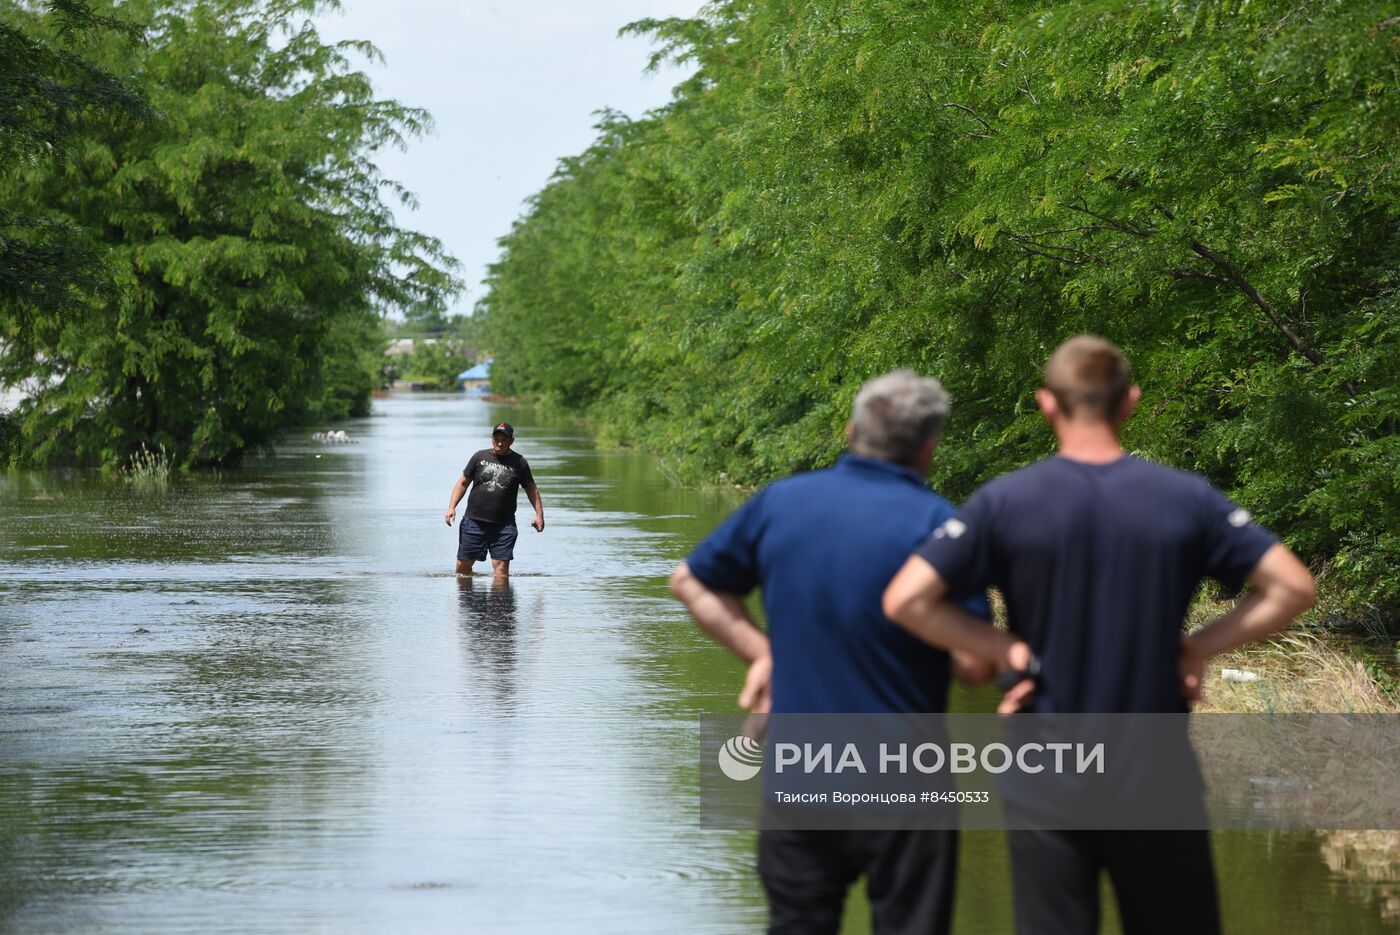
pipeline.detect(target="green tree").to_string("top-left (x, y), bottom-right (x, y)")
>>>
top-left (484, 0), bottom-right (1400, 611)
top-left (0, 0), bottom-right (149, 323)
top-left (0, 0), bottom-right (460, 466)
top-left (396, 338), bottom-right (477, 391)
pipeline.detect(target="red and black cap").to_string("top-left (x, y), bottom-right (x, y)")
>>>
top-left (491, 422), bottom-right (514, 438)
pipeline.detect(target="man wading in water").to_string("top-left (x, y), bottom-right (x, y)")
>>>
top-left (444, 422), bottom-right (544, 577)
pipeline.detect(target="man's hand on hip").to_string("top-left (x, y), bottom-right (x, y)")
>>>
top-left (739, 654), bottom-right (772, 714)
top-left (1180, 633), bottom-right (1208, 708)
top-left (996, 640), bottom-right (1039, 714)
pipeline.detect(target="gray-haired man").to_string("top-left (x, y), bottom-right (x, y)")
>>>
top-left (669, 370), bottom-right (990, 935)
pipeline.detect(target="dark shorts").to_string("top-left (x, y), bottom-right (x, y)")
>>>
top-left (457, 517), bottom-right (518, 562)
top-left (1008, 829), bottom-right (1219, 935)
top-left (757, 827), bottom-right (957, 935)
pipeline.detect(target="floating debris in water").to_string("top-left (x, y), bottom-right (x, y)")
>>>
top-left (312, 430), bottom-right (354, 444)
top-left (133, 627), bottom-right (150, 635)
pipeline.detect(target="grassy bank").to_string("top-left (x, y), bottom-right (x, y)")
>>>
top-left (603, 395), bottom-right (1400, 714)
top-left (1193, 595), bottom-right (1400, 900)
top-left (1192, 597), bottom-right (1399, 714)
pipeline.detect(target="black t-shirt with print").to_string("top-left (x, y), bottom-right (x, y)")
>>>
top-left (463, 449), bottom-right (535, 525)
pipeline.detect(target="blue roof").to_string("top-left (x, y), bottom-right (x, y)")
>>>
top-left (457, 362), bottom-right (491, 380)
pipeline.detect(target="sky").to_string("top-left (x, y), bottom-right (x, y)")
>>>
top-left (312, 0), bottom-right (704, 314)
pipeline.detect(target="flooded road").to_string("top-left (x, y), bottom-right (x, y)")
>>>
top-left (1, 395), bottom-right (1395, 932)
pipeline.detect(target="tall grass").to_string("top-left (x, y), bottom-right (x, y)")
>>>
top-left (1188, 597), bottom-right (1398, 714)
top-left (123, 445), bottom-right (172, 492)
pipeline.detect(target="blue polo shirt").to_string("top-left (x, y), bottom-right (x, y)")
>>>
top-left (686, 455), bottom-right (989, 714)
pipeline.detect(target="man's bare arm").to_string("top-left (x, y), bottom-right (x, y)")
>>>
top-left (669, 562), bottom-right (772, 711)
top-left (951, 652), bottom-right (996, 687)
top-left (883, 556), bottom-right (1018, 665)
top-left (444, 475), bottom-right (468, 525)
top-left (525, 484), bottom-right (544, 532)
top-left (1181, 543), bottom-right (1315, 700)
top-left (884, 556), bottom-right (1033, 710)
top-left (670, 562), bottom-right (768, 662)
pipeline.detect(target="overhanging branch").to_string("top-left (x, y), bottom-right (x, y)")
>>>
top-left (1188, 240), bottom-right (1359, 397)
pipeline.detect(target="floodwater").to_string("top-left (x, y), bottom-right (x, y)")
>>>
top-left (0, 395), bottom-right (1396, 933)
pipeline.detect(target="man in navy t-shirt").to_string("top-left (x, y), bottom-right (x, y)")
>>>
top-left (669, 370), bottom-right (989, 935)
top-left (883, 336), bottom-right (1316, 935)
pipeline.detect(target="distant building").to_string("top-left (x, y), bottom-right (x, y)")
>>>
top-left (458, 360), bottom-right (492, 397)
top-left (386, 337), bottom-right (469, 358)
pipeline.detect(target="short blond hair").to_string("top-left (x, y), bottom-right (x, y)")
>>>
top-left (1043, 336), bottom-right (1131, 420)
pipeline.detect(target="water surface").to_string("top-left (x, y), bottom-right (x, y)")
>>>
top-left (1, 395), bottom-right (1394, 932)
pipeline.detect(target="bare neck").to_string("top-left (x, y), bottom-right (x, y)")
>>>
top-left (1053, 420), bottom-right (1126, 464)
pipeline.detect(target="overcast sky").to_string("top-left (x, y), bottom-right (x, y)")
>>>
top-left (313, 1), bottom-right (703, 314)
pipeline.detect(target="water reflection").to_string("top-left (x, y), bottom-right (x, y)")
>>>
top-left (0, 396), bottom-right (1395, 934)
top-left (457, 575), bottom-right (519, 706)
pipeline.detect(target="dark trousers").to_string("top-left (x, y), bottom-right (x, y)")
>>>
top-left (1008, 829), bottom-right (1220, 935)
top-left (757, 828), bottom-right (958, 935)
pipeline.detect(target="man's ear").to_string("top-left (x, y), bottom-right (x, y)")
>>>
top-left (845, 421), bottom-right (855, 447)
top-left (907, 435), bottom-right (939, 475)
top-left (1118, 385), bottom-right (1142, 424)
top-left (1034, 387), bottom-right (1059, 424)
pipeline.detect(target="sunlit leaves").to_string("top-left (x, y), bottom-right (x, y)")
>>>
top-left (1, 0), bottom-right (460, 466)
top-left (484, 0), bottom-right (1400, 611)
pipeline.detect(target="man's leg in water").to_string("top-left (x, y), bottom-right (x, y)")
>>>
top-left (486, 523), bottom-right (517, 579)
top-left (457, 517), bottom-right (489, 575)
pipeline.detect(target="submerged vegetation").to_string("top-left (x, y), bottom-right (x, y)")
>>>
top-left (482, 0), bottom-right (1400, 615)
top-left (122, 443), bottom-right (172, 491)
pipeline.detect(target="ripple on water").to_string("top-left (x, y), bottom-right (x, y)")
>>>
top-left (0, 396), bottom-right (1391, 934)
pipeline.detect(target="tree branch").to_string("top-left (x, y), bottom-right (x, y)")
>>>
top-left (1003, 232), bottom-right (1098, 266)
top-left (940, 102), bottom-right (995, 135)
top-left (1188, 240), bottom-right (1359, 396)
top-left (1061, 199), bottom-right (1155, 237)
top-left (1170, 268), bottom-right (1231, 285)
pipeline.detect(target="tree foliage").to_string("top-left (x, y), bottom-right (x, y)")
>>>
top-left (482, 0), bottom-right (1400, 611)
top-left (393, 339), bottom-right (479, 391)
top-left (0, 0), bottom-right (460, 466)
top-left (0, 0), bottom-right (149, 315)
